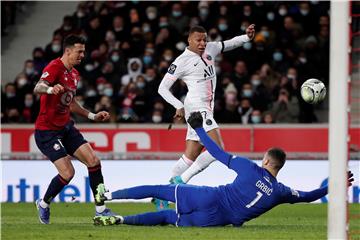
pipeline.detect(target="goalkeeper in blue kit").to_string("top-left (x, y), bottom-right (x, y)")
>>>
top-left (93, 112), bottom-right (354, 227)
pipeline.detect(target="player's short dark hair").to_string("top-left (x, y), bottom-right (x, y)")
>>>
top-left (267, 147), bottom-right (286, 170)
top-left (189, 26), bottom-right (206, 35)
top-left (63, 35), bottom-right (86, 50)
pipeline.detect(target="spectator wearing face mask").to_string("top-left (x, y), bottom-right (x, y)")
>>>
top-left (232, 60), bottom-right (250, 92)
top-left (111, 15), bottom-right (130, 43)
top-left (238, 98), bottom-right (253, 124)
top-left (271, 88), bottom-right (299, 123)
top-left (240, 83), bottom-right (254, 102)
top-left (216, 17), bottom-right (232, 39)
top-left (169, 3), bottom-right (189, 36)
top-left (249, 73), bottom-right (272, 112)
top-left (21, 59), bottom-right (40, 85)
top-left (55, 15), bottom-right (76, 38)
top-left (129, 26), bottom-right (146, 57)
top-left (250, 109), bottom-right (262, 124)
top-left (197, 2), bottom-right (212, 29)
top-left (109, 50), bottom-right (127, 77)
top-left (44, 37), bottom-right (63, 62)
top-left (145, 6), bottom-right (159, 32)
top-left (271, 48), bottom-right (289, 73)
top-left (94, 96), bottom-right (116, 123)
top-left (215, 84), bottom-right (242, 124)
top-left (32, 47), bottom-right (48, 73)
top-left (20, 93), bottom-right (39, 123)
top-left (295, 2), bottom-right (317, 35)
top-left (2, 83), bottom-right (21, 111)
top-left (14, 73), bottom-right (33, 101)
top-left (85, 16), bottom-right (105, 51)
top-left (150, 109), bottom-right (165, 124)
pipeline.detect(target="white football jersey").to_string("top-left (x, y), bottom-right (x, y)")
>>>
top-left (158, 34), bottom-right (250, 114)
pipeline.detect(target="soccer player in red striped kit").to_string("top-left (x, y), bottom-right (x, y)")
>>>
top-left (33, 35), bottom-right (117, 224)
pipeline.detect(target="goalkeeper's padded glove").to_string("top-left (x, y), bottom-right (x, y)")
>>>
top-left (187, 111), bottom-right (203, 129)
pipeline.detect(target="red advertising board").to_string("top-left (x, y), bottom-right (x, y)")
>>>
top-left (1, 125), bottom-right (359, 154)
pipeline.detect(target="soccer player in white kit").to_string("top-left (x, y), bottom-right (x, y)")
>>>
top-left (157, 25), bottom-right (255, 208)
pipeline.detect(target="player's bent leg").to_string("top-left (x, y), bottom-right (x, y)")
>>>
top-left (180, 129), bottom-right (223, 183)
top-left (35, 156), bottom-right (74, 224)
top-left (171, 140), bottom-right (203, 184)
top-left (73, 143), bottom-right (118, 216)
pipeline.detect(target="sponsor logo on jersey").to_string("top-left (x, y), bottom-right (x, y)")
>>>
top-left (168, 64), bottom-right (177, 74)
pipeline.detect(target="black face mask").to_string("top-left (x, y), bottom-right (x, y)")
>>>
top-left (8, 116), bottom-right (19, 122)
top-left (210, 33), bottom-right (217, 39)
top-left (33, 56), bottom-right (43, 61)
top-left (132, 33), bottom-right (142, 40)
top-left (241, 107), bottom-right (249, 113)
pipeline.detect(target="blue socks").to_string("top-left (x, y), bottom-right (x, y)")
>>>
top-left (124, 210), bottom-right (177, 226)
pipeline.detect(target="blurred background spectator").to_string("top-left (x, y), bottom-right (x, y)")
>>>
top-left (2, 1), bottom-right (331, 124)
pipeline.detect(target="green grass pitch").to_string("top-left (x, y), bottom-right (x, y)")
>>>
top-left (1, 203), bottom-right (359, 240)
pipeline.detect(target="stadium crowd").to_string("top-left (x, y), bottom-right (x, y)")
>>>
top-left (1, 1), bottom-right (330, 124)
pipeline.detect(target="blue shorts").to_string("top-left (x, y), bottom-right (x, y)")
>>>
top-left (35, 121), bottom-right (87, 162)
top-left (175, 185), bottom-right (229, 227)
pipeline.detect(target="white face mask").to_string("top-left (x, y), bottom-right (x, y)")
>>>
top-left (103, 88), bottom-right (113, 97)
top-left (152, 115), bottom-right (162, 123)
top-left (164, 55), bottom-right (172, 61)
top-left (25, 100), bottom-right (33, 107)
top-left (251, 79), bottom-right (261, 86)
top-left (51, 44), bottom-right (61, 53)
top-left (25, 68), bottom-right (34, 75)
top-left (267, 12), bottom-right (275, 21)
top-left (243, 42), bottom-right (252, 50)
top-left (278, 8), bottom-right (287, 16)
top-left (300, 9), bottom-right (309, 16)
top-left (86, 90), bottom-right (97, 97)
top-left (97, 84), bottom-right (105, 92)
top-left (287, 74), bottom-right (296, 80)
top-left (251, 115), bottom-right (261, 124)
top-left (147, 12), bottom-right (157, 20)
top-left (18, 78), bottom-right (28, 87)
top-left (85, 64), bottom-right (94, 72)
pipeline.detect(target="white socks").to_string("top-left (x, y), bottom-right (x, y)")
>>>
top-left (104, 192), bottom-right (112, 200)
top-left (40, 199), bottom-right (49, 208)
top-left (96, 205), bottom-right (106, 213)
top-left (180, 151), bottom-right (215, 183)
top-left (171, 155), bottom-right (193, 177)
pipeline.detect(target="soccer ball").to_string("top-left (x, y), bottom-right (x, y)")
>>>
top-left (300, 78), bottom-right (326, 104)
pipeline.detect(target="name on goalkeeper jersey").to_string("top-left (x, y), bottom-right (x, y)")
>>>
top-left (256, 180), bottom-right (273, 196)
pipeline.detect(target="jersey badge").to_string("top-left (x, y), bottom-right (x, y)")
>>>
top-left (168, 64), bottom-right (177, 74)
top-left (206, 119), bottom-right (213, 125)
top-left (41, 72), bottom-right (49, 79)
top-left (206, 55), bottom-right (212, 60)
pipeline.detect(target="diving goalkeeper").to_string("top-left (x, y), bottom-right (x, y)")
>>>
top-left (93, 112), bottom-right (354, 227)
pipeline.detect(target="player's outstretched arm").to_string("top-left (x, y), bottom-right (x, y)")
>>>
top-left (284, 171), bottom-right (354, 203)
top-left (187, 112), bottom-right (232, 166)
top-left (221, 24), bottom-right (255, 52)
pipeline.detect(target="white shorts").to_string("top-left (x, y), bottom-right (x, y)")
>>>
top-left (185, 110), bottom-right (218, 141)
